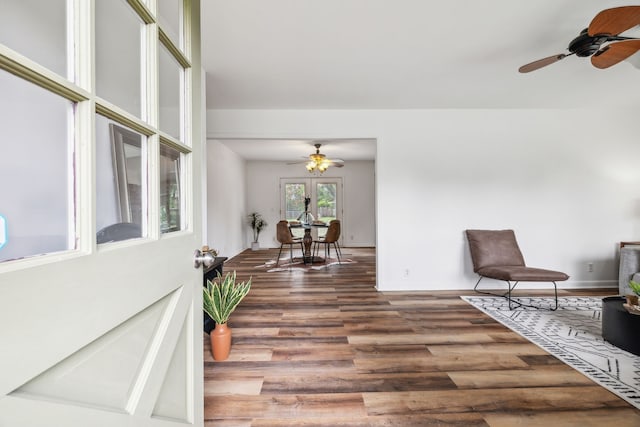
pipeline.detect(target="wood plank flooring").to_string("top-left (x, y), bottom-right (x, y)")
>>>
top-left (204, 247), bottom-right (640, 426)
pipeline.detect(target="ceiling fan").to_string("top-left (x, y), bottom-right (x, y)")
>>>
top-left (519, 6), bottom-right (640, 73)
top-left (288, 143), bottom-right (345, 173)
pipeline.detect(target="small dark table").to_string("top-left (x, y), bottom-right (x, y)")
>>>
top-left (602, 296), bottom-right (640, 356)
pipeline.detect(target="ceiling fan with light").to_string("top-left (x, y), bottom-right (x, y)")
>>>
top-left (519, 6), bottom-right (640, 73)
top-left (288, 143), bottom-right (345, 174)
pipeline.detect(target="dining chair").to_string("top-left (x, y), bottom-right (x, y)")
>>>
top-left (275, 220), bottom-right (304, 267)
top-left (313, 220), bottom-right (342, 264)
top-left (465, 229), bottom-right (569, 310)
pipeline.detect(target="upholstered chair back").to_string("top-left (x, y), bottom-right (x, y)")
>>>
top-left (324, 220), bottom-right (341, 243)
top-left (276, 220), bottom-right (295, 244)
top-left (465, 229), bottom-right (526, 272)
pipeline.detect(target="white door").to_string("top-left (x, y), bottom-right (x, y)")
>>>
top-left (0, 1), bottom-right (204, 426)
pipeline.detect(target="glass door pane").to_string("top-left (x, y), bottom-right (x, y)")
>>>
top-left (315, 182), bottom-right (337, 239)
top-left (0, 0), bottom-right (69, 78)
top-left (160, 144), bottom-right (183, 233)
top-left (95, 115), bottom-right (146, 244)
top-left (0, 69), bottom-right (74, 262)
top-left (283, 182), bottom-right (306, 239)
top-left (158, 0), bottom-right (183, 51)
top-left (316, 183), bottom-right (337, 222)
top-left (158, 42), bottom-right (183, 140)
top-left (95, 0), bottom-right (143, 117)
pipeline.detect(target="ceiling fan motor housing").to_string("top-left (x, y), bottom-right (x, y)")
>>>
top-left (568, 28), bottom-right (608, 57)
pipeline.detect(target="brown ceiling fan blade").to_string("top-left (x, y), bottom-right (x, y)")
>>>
top-left (591, 39), bottom-right (640, 69)
top-left (518, 54), bottom-right (567, 73)
top-left (588, 6), bottom-right (640, 36)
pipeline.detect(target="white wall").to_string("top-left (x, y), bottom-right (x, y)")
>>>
top-left (244, 159), bottom-right (375, 249)
top-left (206, 140), bottom-right (247, 256)
top-left (207, 108), bottom-right (640, 291)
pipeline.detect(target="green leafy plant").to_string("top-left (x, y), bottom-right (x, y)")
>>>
top-left (629, 280), bottom-right (640, 296)
top-left (203, 271), bottom-right (251, 324)
top-left (248, 212), bottom-right (267, 243)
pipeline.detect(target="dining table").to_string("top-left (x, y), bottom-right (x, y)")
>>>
top-left (289, 220), bottom-right (328, 264)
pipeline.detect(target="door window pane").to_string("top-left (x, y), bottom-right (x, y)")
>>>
top-left (158, 0), bottom-right (183, 51)
top-left (284, 183), bottom-right (306, 221)
top-left (316, 183), bottom-right (337, 221)
top-left (0, 70), bottom-right (73, 262)
top-left (284, 183), bottom-right (306, 239)
top-left (160, 144), bottom-right (182, 233)
top-left (95, 0), bottom-right (143, 117)
top-left (96, 115), bottom-right (145, 244)
top-left (158, 42), bottom-right (183, 140)
top-left (0, 0), bottom-right (69, 78)
top-left (316, 183), bottom-right (337, 239)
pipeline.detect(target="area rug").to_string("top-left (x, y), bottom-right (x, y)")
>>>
top-left (462, 295), bottom-right (640, 409)
top-left (255, 256), bottom-right (355, 272)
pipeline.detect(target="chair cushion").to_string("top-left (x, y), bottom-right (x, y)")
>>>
top-left (477, 265), bottom-right (569, 282)
top-left (466, 229), bottom-right (526, 271)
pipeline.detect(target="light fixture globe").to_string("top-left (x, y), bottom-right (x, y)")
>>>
top-left (306, 144), bottom-right (332, 174)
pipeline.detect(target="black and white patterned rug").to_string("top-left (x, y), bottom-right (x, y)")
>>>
top-left (462, 295), bottom-right (640, 409)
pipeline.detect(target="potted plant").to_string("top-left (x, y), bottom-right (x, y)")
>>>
top-left (203, 271), bottom-right (252, 361)
top-left (627, 280), bottom-right (640, 307)
top-left (248, 212), bottom-right (267, 250)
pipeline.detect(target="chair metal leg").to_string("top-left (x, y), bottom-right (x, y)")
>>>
top-left (473, 276), bottom-right (509, 298)
top-left (289, 244), bottom-right (294, 269)
top-left (275, 245), bottom-right (284, 267)
top-left (507, 281), bottom-right (558, 311)
top-left (474, 276), bottom-right (558, 311)
top-left (333, 242), bottom-right (341, 263)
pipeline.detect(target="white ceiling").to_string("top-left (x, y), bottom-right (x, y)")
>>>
top-left (211, 138), bottom-right (377, 162)
top-left (201, 0), bottom-right (640, 160)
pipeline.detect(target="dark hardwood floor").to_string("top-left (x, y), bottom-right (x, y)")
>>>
top-left (204, 247), bottom-right (640, 426)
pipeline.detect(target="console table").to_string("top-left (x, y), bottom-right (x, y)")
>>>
top-left (602, 295), bottom-right (640, 356)
top-left (203, 256), bottom-right (227, 334)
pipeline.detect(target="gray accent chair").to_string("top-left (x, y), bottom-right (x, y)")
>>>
top-left (619, 245), bottom-right (640, 295)
top-left (465, 229), bottom-right (569, 310)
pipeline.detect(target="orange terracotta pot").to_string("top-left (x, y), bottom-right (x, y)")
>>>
top-left (211, 323), bottom-right (231, 361)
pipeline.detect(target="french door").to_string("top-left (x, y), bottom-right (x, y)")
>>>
top-left (280, 178), bottom-right (343, 242)
top-left (0, 1), bottom-right (204, 426)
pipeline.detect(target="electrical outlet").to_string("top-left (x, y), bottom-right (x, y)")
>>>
top-left (587, 262), bottom-right (594, 273)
